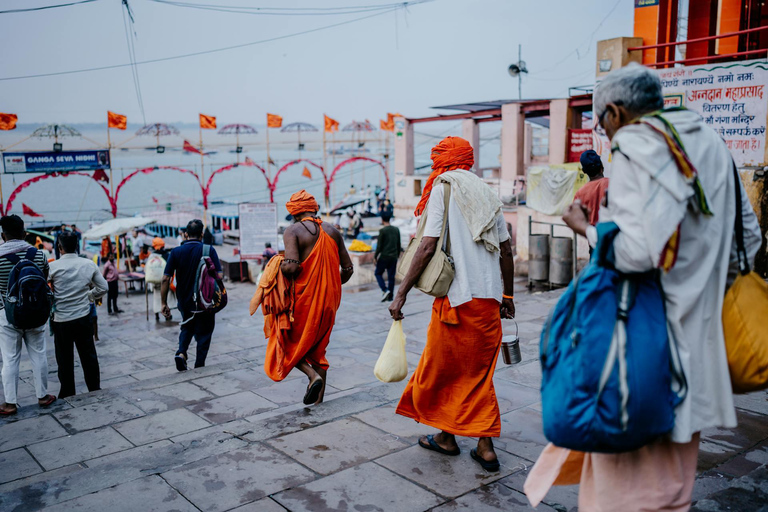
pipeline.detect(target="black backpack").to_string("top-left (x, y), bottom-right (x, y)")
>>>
top-left (3, 248), bottom-right (52, 329)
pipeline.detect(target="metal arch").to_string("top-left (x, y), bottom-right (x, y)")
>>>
top-left (205, 161), bottom-right (272, 203)
top-left (273, 159), bottom-right (328, 199)
top-left (114, 166), bottom-right (203, 212)
top-left (5, 172), bottom-right (111, 217)
top-left (328, 157), bottom-right (388, 193)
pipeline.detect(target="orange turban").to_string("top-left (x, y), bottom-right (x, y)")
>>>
top-left (152, 237), bottom-right (165, 251)
top-left (414, 136), bottom-right (474, 216)
top-left (286, 190), bottom-right (319, 216)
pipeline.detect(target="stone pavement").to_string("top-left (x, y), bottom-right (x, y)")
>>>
top-left (0, 278), bottom-right (767, 511)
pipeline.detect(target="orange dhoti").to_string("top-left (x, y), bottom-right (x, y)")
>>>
top-left (264, 227), bottom-right (341, 381)
top-left (396, 296), bottom-right (502, 437)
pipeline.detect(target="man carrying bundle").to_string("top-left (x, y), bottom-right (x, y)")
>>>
top-left (262, 190), bottom-right (354, 405)
top-left (389, 136), bottom-right (516, 471)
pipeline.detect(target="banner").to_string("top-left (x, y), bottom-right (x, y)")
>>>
top-left (2, 150), bottom-right (110, 174)
top-left (238, 202), bottom-right (278, 260)
top-left (568, 129), bottom-right (593, 163)
top-left (656, 59), bottom-right (768, 166)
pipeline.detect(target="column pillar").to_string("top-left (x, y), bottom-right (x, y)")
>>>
top-left (501, 103), bottom-right (525, 179)
top-left (393, 116), bottom-right (414, 207)
top-left (548, 99), bottom-right (574, 165)
top-left (462, 119), bottom-right (480, 174)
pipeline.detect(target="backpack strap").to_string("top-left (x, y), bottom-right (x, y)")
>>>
top-left (202, 244), bottom-right (210, 258)
top-left (24, 247), bottom-right (37, 262)
top-left (3, 253), bottom-right (21, 265)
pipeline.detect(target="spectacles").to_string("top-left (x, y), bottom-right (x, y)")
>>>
top-left (594, 101), bottom-right (622, 137)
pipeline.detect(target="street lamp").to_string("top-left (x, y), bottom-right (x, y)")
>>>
top-left (508, 44), bottom-right (529, 100)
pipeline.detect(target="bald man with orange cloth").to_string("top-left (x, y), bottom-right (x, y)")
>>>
top-left (264, 190), bottom-right (354, 405)
top-left (389, 136), bottom-right (516, 472)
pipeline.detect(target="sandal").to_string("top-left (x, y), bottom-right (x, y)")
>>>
top-left (38, 394), bottom-right (57, 408)
top-left (175, 354), bottom-right (188, 372)
top-left (470, 448), bottom-right (500, 471)
top-left (418, 434), bottom-right (461, 456)
top-left (0, 403), bottom-right (18, 416)
top-left (303, 377), bottom-right (324, 405)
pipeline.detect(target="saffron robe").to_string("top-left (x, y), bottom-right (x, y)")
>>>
top-left (396, 296), bottom-right (502, 437)
top-left (264, 225), bottom-right (341, 381)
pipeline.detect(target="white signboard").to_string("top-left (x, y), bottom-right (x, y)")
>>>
top-left (238, 202), bottom-right (278, 260)
top-left (657, 59), bottom-right (768, 166)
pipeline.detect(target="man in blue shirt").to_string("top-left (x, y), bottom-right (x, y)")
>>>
top-left (160, 219), bottom-right (222, 371)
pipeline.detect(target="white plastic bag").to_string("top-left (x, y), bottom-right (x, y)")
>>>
top-left (374, 320), bottom-right (408, 382)
top-left (144, 254), bottom-right (166, 284)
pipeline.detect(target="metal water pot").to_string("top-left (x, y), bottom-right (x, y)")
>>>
top-left (500, 321), bottom-right (522, 365)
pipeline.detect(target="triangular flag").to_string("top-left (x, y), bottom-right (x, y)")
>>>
top-left (152, 196), bottom-right (159, 203)
top-left (183, 140), bottom-right (203, 155)
top-left (107, 111), bottom-right (127, 130)
top-left (92, 169), bottom-right (109, 183)
top-left (324, 114), bottom-right (339, 133)
top-left (199, 114), bottom-right (216, 130)
top-left (268, 157), bottom-right (276, 166)
top-left (222, 220), bottom-right (230, 231)
top-left (302, 167), bottom-right (312, 179)
top-left (0, 113), bottom-right (18, 131)
top-left (267, 113), bottom-right (282, 128)
top-left (245, 156), bottom-right (255, 166)
top-left (22, 203), bottom-right (43, 217)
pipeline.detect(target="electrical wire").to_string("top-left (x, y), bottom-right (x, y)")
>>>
top-left (0, 6), bottom-right (406, 81)
top-left (148, 0), bottom-right (432, 16)
top-left (121, 0), bottom-right (147, 125)
top-left (0, 0), bottom-right (99, 14)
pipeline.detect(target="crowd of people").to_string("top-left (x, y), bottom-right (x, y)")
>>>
top-left (0, 63), bottom-right (762, 512)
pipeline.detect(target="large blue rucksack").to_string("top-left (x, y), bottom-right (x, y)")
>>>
top-left (3, 248), bottom-right (52, 329)
top-left (539, 222), bottom-right (687, 453)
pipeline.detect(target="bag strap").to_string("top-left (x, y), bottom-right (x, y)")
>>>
top-left (732, 161), bottom-right (750, 275)
top-left (202, 244), bottom-right (210, 258)
top-left (24, 247), bottom-right (37, 262)
top-left (3, 253), bottom-right (21, 265)
top-left (439, 183), bottom-right (451, 256)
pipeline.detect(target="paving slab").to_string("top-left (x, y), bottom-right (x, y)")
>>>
top-left (53, 398), bottom-right (145, 433)
top-left (267, 417), bottom-right (408, 475)
top-left (251, 376), bottom-right (342, 407)
top-left (27, 427), bottom-right (134, 471)
top-left (227, 497), bottom-right (287, 512)
top-left (113, 408), bottom-right (211, 445)
top-left (353, 404), bottom-right (438, 442)
top-left (501, 468), bottom-right (579, 512)
top-left (187, 390), bottom-right (277, 424)
top-left (191, 368), bottom-right (274, 397)
top-left (0, 414), bottom-right (68, 452)
top-left (0, 448), bottom-right (42, 485)
top-left (130, 381), bottom-right (215, 414)
top-left (432, 482), bottom-right (555, 511)
top-left (41, 475), bottom-right (198, 512)
top-left (161, 443), bottom-right (315, 512)
top-left (375, 442), bottom-right (527, 499)
top-left (495, 360), bottom-right (542, 390)
top-left (494, 406), bottom-right (548, 462)
top-left (274, 461), bottom-right (444, 512)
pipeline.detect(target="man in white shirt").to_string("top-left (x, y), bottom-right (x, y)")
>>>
top-left (389, 136), bottom-right (516, 472)
top-left (49, 232), bottom-right (109, 398)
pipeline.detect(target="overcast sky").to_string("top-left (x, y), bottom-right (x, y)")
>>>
top-left (0, 0), bottom-right (634, 126)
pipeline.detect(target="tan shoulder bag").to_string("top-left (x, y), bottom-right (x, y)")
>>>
top-left (396, 183), bottom-right (455, 297)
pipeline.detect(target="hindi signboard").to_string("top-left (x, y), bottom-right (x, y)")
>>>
top-left (238, 202), bottom-right (278, 260)
top-left (656, 59), bottom-right (768, 166)
top-left (568, 129), bottom-right (593, 163)
top-left (2, 150), bottom-right (110, 174)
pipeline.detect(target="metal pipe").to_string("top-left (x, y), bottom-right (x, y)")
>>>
top-left (628, 25), bottom-right (768, 51)
top-left (646, 48), bottom-right (768, 68)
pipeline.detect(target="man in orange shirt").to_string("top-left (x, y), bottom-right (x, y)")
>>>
top-left (573, 150), bottom-right (609, 226)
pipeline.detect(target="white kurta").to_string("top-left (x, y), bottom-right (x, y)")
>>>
top-left (598, 109), bottom-right (762, 443)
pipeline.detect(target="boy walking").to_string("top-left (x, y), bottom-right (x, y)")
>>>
top-left (374, 214), bottom-right (401, 302)
top-left (102, 252), bottom-right (122, 314)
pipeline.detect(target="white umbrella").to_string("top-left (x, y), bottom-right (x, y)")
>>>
top-left (82, 217), bottom-right (156, 240)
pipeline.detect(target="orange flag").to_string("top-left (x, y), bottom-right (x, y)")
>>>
top-left (200, 114), bottom-right (216, 130)
top-left (267, 113), bottom-right (282, 128)
top-left (324, 114), bottom-right (339, 133)
top-left (107, 111), bottom-right (127, 130)
top-left (380, 119), bottom-right (393, 131)
top-left (0, 113), bottom-right (18, 131)
top-left (302, 167), bottom-right (312, 179)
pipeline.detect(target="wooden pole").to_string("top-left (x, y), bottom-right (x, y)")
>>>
top-left (199, 126), bottom-right (207, 223)
top-left (322, 127), bottom-right (329, 210)
top-left (265, 122), bottom-right (272, 194)
top-left (107, 125), bottom-right (122, 270)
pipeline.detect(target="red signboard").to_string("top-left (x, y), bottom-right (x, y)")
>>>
top-left (568, 129), bottom-right (593, 162)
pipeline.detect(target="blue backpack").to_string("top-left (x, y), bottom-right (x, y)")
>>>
top-left (539, 222), bottom-right (687, 453)
top-left (3, 248), bottom-right (52, 329)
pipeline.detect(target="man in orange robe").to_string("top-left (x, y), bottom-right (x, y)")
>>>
top-left (264, 190), bottom-right (354, 405)
top-left (389, 136), bottom-right (517, 471)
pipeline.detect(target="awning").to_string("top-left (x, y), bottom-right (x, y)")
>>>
top-left (82, 217), bottom-right (156, 240)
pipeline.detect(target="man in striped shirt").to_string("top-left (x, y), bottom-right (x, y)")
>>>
top-left (0, 215), bottom-right (56, 415)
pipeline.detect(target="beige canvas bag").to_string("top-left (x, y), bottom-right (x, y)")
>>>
top-left (396, 183), bottom-right (454, 297)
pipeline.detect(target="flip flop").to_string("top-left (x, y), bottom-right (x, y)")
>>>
top-left (38, 395), bottom-right (56, 408)
top-left (175, 354), bottom-right (188, 372)
top-left (470, 448), bottom-right (500, 472)
top-left (418, 434), bottom-right (461, 456)
top-left (303, 377), bottom-right (324, 405)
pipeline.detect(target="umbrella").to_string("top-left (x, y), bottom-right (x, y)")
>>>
top-left (82, 217), bottom-right (156, 240)
top-left (136, 123), bottom-right (179, 150)
top-left (218, 124), bottom-right (257, 161)
top-left (281, 122), bottom-right (318, 153)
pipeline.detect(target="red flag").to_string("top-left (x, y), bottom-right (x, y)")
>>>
top-left (107, 111), bottom-right (127, 130)
top-left (245, 156), bottom-right (255, 166)
top-left (222, 220), bottom-right (230, 231)
top-left (267, 113), bottom-right (282, 128)
top-left (183, 140), bottom-right (203, 155)
top-left (199, 114), bottom-right (216, 130)
top-left (0, 113), bottom-right (18, 131)
top-left (22, 204), bottom-right (43, 217)
top-left (152, 196), bottom-right (159, 203)
top-left (92, 169), bottom-right (109, 183)
top-left (302, 167), bottom-right (312, 179)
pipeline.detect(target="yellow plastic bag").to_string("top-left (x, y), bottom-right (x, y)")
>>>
top-left (374, 320), bottom-right (408, 382)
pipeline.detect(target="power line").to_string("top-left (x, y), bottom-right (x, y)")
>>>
top-left (0, 0), bottom-right (99, 14)
top-left (148, 0), bottom-right (432, 16)
top-left (122, 0), bottom-right (147, 125)
top-left (0, 5), bottom-right (410, 81)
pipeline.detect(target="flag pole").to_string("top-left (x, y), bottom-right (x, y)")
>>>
top-left (107, 123), bottom-right (121, 269)
top-left (322, 123), bottom-right (328, 210)
top-left (266, 119), bottom-right (271, 194)
top-left (199, 124), bottom-right (208, 224)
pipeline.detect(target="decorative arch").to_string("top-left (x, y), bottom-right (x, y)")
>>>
top-left (114, 166), bottom-right (203, 215)
top-left (205, 162), bottom-right (271, 205)
top-left (328, 157), bottom-right (388, 193)
top-left (5, 172), bottom-right (112, 217)
top-left (273, 159), bottom-right (328, 202)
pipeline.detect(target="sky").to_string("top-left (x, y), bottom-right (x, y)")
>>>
top-left (0, 0), bottom-right (635, 126)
